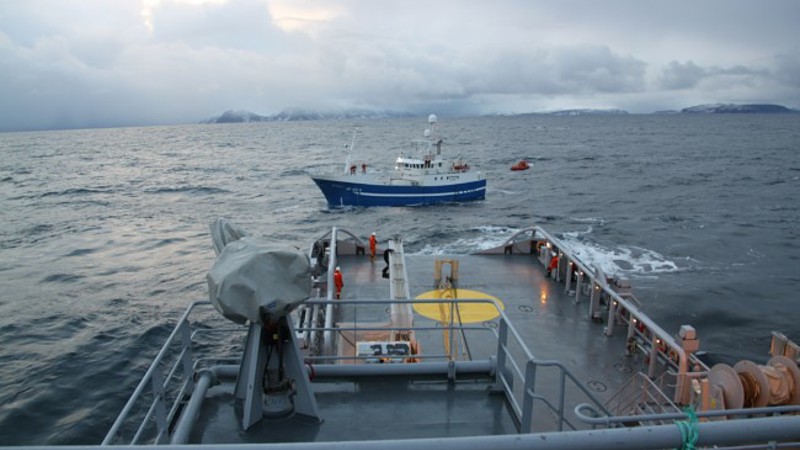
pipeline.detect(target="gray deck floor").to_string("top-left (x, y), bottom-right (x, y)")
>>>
top-left (336, 252), bottom-right (638, 392)
top-left (334, 252), bottom-right (641, 432)
top-left (193, 378), bottom-right (515, 443)
top-left (194, 251), bottom-right (643, 442)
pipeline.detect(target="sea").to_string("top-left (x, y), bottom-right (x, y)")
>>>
top-left (0, 114), bottom-right (798, 445)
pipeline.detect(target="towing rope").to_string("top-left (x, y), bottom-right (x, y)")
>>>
top-left (675, 406), bottom-right (698, 450)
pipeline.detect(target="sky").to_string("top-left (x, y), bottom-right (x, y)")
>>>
top-left (1, 0), bottom-right (799, 131)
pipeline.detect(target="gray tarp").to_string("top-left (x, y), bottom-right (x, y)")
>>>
top-left (207, 235), bottom-right (311, 324)
top-left (210, 217), bottom-right (248, 256)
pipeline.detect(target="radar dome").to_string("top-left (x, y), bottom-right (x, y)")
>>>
top-left (424, 129), bottom-right (431, 137)
top-left (428, 114), bottom-right (438, 124)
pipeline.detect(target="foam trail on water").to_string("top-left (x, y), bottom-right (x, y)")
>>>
top-left (559, 234), bottom-right (680, 277)
top-left (413, 226), bottom-right (520, 255)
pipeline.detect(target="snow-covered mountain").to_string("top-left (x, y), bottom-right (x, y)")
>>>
top-left (546, 108), bottom-right (629, 116)
top-left (201, 108), bottom-right (413, 124)
top-left (680, 104), bottom-right (796, 114)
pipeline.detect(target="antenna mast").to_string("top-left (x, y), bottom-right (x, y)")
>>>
top-left (344, 127), bottom-right (358, 174)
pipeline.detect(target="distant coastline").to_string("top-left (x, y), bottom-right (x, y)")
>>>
top-left (201, 103), bottom-right (798, 124)
top-left (200, 108), bottom-right (413, 124)
top-left (496, 103), bottom-right (798, 117)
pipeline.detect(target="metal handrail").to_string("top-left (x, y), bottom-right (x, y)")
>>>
top-left (105, 294), bottom-right (800, 446)
top-left (324, 295), bottom-right (616, 433)
top-left (576, 403), bottom-right (800, 426)
top-left (106, 294), bottom-right (615, 441)
top-left (102, 300), bottom-right (211, 445)
top-left (531, 226), bottom-right (712, 404)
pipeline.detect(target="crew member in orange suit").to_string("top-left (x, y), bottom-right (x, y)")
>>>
top-left (369, 232), bottom-right (377, 261)
top-left (546, 252), bottom-right (559, 278)
top-left (334, 266), bottom-right (344, 299)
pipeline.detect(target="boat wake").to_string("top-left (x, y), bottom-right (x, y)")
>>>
top-left (414, 225), bottom-right (519, 255)
top-left (559, 232), bottom-right (683, 277)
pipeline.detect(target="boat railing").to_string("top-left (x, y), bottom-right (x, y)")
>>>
top-left (531, 226), bottom-right (709, 405)
top-left (102, 295), bottom-right (800, 447)
top-left (300, 296), bottom-right (614, 433)
top-left (104, 293), bottom-right (618, 443)
top-left (603, 372), bottom-right (681, 425)
top-left (102, 300), bottom-right (244, 445)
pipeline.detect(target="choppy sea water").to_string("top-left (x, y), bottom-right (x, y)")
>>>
top-left (0, 114), bottom-right (798, 445)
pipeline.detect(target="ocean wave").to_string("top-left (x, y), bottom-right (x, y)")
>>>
top-left (491, 189), bottom-right (519, 195)
top-left (412, 225), bottom-right (521, 255)
top-left (143, 186), bottom-right (231, 195)
top-left (562, 226), bottom-right (593, 238)
top-left (144, 237), bottom-right (188, 250)
top-left (64, 248), bottom-right (98, 257)
top-left (39, 187), bottom-right (116, 198)
top-left (281, 169), bottom-right (309, 177)
top-left (41, 273), bottom-right (86, 283)
top-left (270, 204), bottom-right (301, 214)
top-left (471, 225), bottom-right (518, 235)
top-left (569, 217), bottom-right (606, 226)
top-left (557, 236), bottom-right (681, 276)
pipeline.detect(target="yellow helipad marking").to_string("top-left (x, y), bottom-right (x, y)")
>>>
top-left (413, 289), bottom-right (504, 323)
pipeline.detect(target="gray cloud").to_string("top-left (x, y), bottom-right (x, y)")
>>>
top-left (659, 61), bottom-right (707, 90)
top-left (1, 0), bottom-right (799, 131)
top-left (658, 59), bottom-right (779, 102)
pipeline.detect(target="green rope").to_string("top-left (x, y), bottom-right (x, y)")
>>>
top-left (675, 406), bottom-right (699, 450)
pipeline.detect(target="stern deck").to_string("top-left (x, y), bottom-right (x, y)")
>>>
top-left (102, 226), bottom-right (800, 448)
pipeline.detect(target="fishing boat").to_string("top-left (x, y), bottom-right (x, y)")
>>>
top-left (309, 115), bottom-right (486, 207)
top-left (94, 219), bottom-right (800, 449)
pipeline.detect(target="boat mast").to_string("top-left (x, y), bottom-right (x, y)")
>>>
top-left (427, 114), bottom-right (442, 155)
top-left (344, 127), bottom-right (358, 174)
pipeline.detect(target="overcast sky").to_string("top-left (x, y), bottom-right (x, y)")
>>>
top-left (1, 0), bottom-right (799, 131)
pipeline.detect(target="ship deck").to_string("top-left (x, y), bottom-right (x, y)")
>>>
top-left (100, 226), bottom-right (800, 448)
top-left (187, 251), bottom-right (638, 443)
top-left (337, 251), bottom-right (638, 396)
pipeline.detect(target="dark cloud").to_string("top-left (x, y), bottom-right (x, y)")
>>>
top-left (659, 61), bottom-right (706, 90)
top-left (1, 0), bottom-right (800, 131)
top-left (773, 53), bottom-right (800, 88)
top-left (552, 46), bottom-right (646, 94)
top-left (659, 60), bottom-right (776, 96)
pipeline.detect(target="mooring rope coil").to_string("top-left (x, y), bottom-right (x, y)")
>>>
top-left (675, 406), bottom-right (699, 450)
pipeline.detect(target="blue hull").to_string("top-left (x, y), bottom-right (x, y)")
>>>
top-left (312, 178), bottom-right (486, 207)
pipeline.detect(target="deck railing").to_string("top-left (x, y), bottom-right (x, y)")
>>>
top-left (103, 292), bottom-right (618, 444)
top-left (102, 301), bottom-right (215, 445)
top-left (503, 226), bottom-right (711, 405)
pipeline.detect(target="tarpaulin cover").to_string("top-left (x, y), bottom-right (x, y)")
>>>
top-left (207, 236), bottom-right (311, 324)
top-left (210, 217), bottom-right (248, 256)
